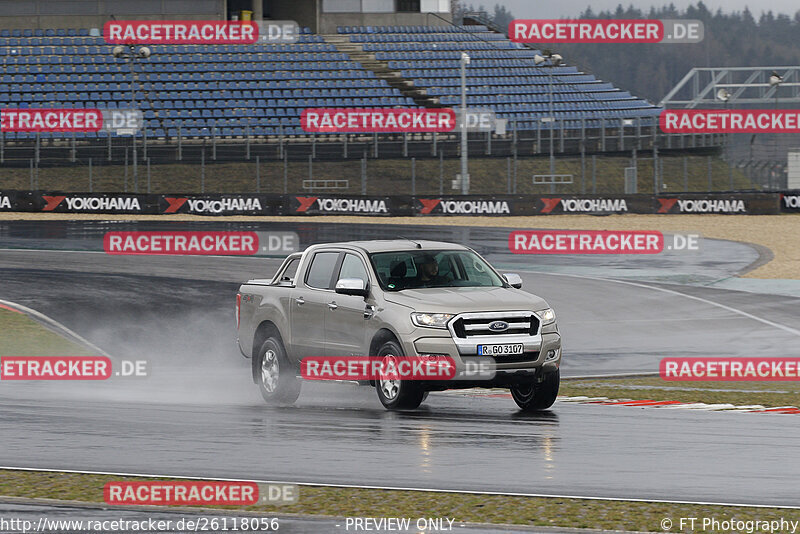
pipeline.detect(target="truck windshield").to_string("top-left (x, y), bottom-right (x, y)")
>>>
top-left (370, 250), bottom-right (505, 291)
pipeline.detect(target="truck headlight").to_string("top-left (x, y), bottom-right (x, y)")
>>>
top-left (537, 308), bottom-right (556, 325)
top-left (411, 312), bottom-right (454, 329)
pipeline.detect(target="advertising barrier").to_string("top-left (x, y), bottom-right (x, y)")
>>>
top-left (287, 195), bottom-right (413, 216)
top-left (415, 196), bottom-right (534, 216)
top-left (0, 191), bottom-right (787, 216)
top-left (0, 191), bottom-right (25, 211)
top-left (32, 192), bottom-right (152, 214)
top-left (532, 195), bottom-right (646, 215)
top-left (653, 194), bottom-right (779, 214)
top-left (158, 194), bottom-right (282, 216)
top-left (781, 191), bottom-right (800, 212)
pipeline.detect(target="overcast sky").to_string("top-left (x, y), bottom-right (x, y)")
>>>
top-left (499, 0), bottom-right (798, 18)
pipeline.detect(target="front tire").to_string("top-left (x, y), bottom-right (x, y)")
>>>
top-left (511, 370), bottom-right (559, 411)
top-left (257, 337), bottom-right (301, 405)
top-left (375, 340), bottom-right (425, 410)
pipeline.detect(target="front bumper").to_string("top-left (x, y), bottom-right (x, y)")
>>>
top-left (402, 329), bottom-right (562, 389)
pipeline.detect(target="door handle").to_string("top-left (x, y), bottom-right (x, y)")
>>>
top-left (327, 302), bottom-right (338, 310)
top-left (364, 305), bottom-right (376, 319)
top-left (295, 297), bottom-right (305, 306)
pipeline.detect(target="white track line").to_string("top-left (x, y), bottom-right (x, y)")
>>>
top-left (0, 298), bottom-right (109, 357)
top-left (522, 270), bottom-right (800, 338)
top-left (0, 248), bottom-right (105, 255)
top-left (1, 466), bottom-right (798, 510)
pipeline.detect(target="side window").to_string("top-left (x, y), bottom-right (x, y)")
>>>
top-left (279, 258), bottom-right (300, 284)
top-left (305, 252), bottom-right (340, 289)
top-left (339, 254), bottom-right (369, 285)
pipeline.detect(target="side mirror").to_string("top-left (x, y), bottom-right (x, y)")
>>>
top-left (335, 278), bottom-right (369, 297)
top-left (503, 273), bottom-right (523, 289)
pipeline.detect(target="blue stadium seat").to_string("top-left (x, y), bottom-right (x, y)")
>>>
top-left (0, 25), bottom-right (658, 139)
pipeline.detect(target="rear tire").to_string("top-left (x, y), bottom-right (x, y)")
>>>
top-left (256, 337), bottom-right (301, 405)
top-left (375, 340), bottom-right (425, 410)
top-left (511, 370), bottom-right (559, 411)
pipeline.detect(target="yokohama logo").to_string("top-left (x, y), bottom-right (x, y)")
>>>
top-left (186, 198), bottom-right (262, 214)
top-left (418, 199), bottom-right (510, 215)
top-left (677, 199), bottom-right (745, 213)
top-left (541, 198), bottom-right (627, 213)
top-left (440, 200), bottom-right (510, 214)
top-left (418, 199), bottom-right (442, 214)
top-left (296, 197), bottom-right (387, 214)
top-left (657, 198), bottom-right (678, 213)
top-left (42, 196), bottom-right (66, 211)
top-left (42, 195), bottom-right (141, 212)
top-left (164, 197), bottom-right (188, 213)
top-left (783, 195), bottom-right (800, 209)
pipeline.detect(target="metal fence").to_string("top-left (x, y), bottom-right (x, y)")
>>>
top-left (0, 121), bottom-right (775, 194)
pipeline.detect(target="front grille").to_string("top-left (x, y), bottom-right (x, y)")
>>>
top-left (451, 314), bottom-right (539, 338)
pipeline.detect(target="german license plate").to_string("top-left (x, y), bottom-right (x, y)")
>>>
top-left (477, 344), bottom-right (524, 356)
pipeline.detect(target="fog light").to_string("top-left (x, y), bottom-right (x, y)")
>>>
top-left (419, 353), bottom-right (448, 361)
top-left (545, 349), bottom-right (558, 361)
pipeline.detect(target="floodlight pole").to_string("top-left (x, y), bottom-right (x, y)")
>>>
top-left (460, 52), bottom-right (470, 195)
top-left (130, 57), bottom-right (137, 192)
top-left (536, 52), bottom-right (561, 193)
top-left (548, 68), bottom-right (555, 193)
top-left (114, 45), bottom-right (150, 192)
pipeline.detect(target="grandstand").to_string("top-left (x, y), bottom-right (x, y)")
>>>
top-left (0, 27), bottom-right (415, 139)
top-left (0, 23), bottom-right (663, 140)
top-left (0, 4), bottom-right (733, 195)
top-left (341, 25), bottom-right (660, 131)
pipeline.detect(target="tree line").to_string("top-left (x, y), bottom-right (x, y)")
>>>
top-left (453, 2), bottom-right (800, 103)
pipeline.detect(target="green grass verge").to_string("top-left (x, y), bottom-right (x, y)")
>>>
top-left (0, 308), bottom-right (95, 357)
top-left (0, 469), bottom-right (798, 532)
top-left (561, 377), bottom-right (800, 408)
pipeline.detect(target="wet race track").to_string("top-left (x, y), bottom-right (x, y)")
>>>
top-left (0, 220), bottom-right (799, 517)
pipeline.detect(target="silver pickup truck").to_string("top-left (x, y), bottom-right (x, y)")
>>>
top-left (236, 240), bottom-right (562, 411)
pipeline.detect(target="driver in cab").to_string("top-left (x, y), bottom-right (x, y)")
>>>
top-left (413, 254), bottom-right (449, 288)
